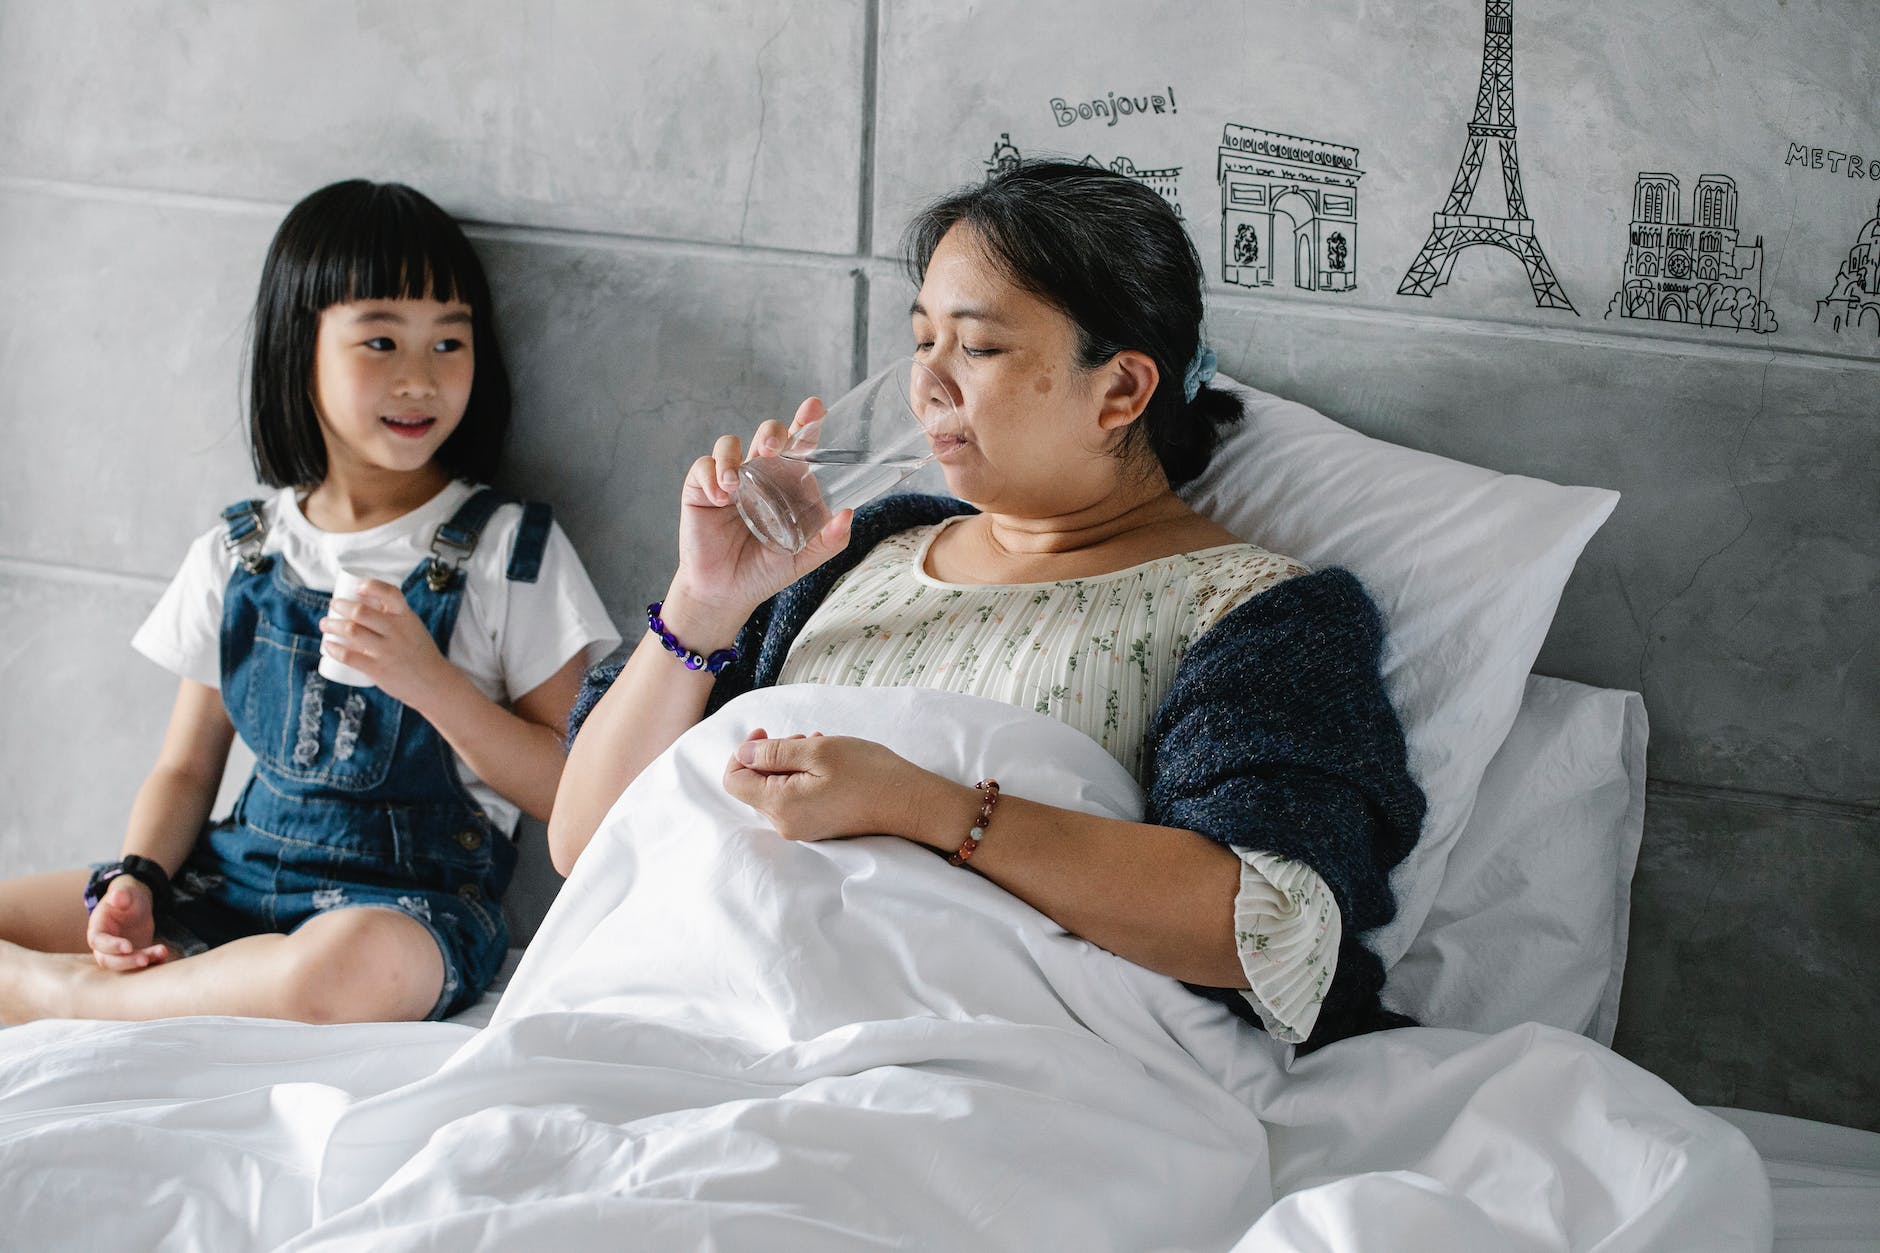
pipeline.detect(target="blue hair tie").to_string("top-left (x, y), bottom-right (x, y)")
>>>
top-left (1181, 344), bottom-right (1217, 403)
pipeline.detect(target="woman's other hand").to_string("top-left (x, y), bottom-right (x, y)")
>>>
top-left (722, 729), bottom-right (931, 842)
top-left (673, 399), bottom-right (854, 624)
top-left (86, 876), bottom-right (171, 971)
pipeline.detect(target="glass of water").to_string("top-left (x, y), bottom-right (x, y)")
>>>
top-left (736, 356), bottom-right (959, 554)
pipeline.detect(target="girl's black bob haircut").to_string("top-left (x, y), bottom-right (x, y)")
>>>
top-left (247, 179), bottom-right (511, 488)
top-left (901, 159), bottom-right (1241, 489)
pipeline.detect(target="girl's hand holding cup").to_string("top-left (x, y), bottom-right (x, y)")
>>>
top-left (318, 570), bottom-right (379, 687)
top-left (319, 573), bottom-right (454, 708)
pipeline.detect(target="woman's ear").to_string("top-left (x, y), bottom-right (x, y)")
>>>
top-left (1093, 350), bottom-right (1160, 433)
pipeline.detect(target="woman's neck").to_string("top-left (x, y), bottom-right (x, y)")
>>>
top-left (301, 463), bottom-right (453, 533)
top-left (979, 479), bottom-right (1193, 559)
top-left (923, 472), bottom-right (1235, 586)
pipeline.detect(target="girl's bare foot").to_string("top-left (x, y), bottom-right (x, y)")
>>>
top-left (0, 939), bottom-right (103, 1024)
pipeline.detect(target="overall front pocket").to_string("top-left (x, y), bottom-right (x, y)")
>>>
top-left (241, 619), bottom-right (403, 791)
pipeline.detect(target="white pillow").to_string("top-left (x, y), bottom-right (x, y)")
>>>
top-left (1180, 375), bottom-right (1619, 966)
top-left (1383, 675), bottom-right (1648, 1044)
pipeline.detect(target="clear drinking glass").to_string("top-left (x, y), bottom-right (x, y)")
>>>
top-left (736, 356), bottom-right (958, 554)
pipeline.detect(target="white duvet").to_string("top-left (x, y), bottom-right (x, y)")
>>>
top-left (0, 686), bottom-right (1770, 1251)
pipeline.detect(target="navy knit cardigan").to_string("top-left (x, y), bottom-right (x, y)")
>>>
top-left (571, 493), bottom-right (1426, 1050)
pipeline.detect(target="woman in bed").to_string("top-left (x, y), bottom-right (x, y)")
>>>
top-left (552, 160), bottom-right (1426, 1049)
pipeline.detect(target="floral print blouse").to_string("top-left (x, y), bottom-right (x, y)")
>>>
top-left (775, 515), bottom-right (1340, 1043)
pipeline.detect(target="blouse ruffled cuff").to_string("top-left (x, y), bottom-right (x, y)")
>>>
top-left (1230, 851), bottom-right (1342, 1044)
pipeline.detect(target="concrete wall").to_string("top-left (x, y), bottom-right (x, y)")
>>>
top-left (1, 1), bottom-right (1873, 1128)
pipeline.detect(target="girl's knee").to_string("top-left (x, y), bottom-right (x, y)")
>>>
top-left (283, 907), bottom-right (445, 1024)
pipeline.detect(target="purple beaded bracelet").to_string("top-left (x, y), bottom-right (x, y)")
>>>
top-left (647, 602), bottom-right (740, 674)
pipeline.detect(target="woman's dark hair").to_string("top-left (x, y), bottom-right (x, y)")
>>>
top-left (246, 179), bottom-right (511, 488)
top-left (901, 159), bottom-right (1241, 488)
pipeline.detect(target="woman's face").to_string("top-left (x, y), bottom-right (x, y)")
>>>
top-left (910, 226), bottom-right (1137, 516)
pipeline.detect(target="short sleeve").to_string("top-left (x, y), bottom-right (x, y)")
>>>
top-left (131, 526), bottom-right (234, 689)
top-left (1190, 547), bottom-right (1310, 638)
top-left (497, 521), bottom-right (621, 701)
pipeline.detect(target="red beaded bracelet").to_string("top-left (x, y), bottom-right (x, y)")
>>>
top-left (947, 779), bottom-right (1000, 866)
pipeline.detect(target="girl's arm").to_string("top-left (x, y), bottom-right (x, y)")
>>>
top-left (89, 678), bottom-right (236, 970)
top-left (381, 639), bottom-right (585, 826)
top-left (122, 678), bottom-right (236, 875)
top-left (315, 577), bottom-right (589, 823)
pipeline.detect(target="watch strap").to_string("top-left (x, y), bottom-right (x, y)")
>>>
top-left (84, 855), bottom-right (175, 916)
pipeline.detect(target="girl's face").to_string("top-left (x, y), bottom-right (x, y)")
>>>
top-left (310, 296), bottom-right (475, 481)
top-left (910, 226), bottom-right (1145, 516)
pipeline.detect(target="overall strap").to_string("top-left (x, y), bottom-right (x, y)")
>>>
top-left (425, 487), bottom-right (516, 592)
top-left (425, 489), bottom-right (556, 590)
top-left (505, 501), bottom-right (554, 584)
top-left (220, 499), bottom-right (272, 574)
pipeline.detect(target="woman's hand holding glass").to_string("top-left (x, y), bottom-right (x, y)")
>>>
top-left (665, 397), bottom-right (857, 642)
top-left (735, 357), bottom-right (957, 557)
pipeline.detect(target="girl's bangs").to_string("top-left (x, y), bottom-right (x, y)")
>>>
top-left (305, 192), bottom-right (483, 312)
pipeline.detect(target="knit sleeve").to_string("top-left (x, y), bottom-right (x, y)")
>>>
top-left (1145, 568), bottom-right (1426, 1050)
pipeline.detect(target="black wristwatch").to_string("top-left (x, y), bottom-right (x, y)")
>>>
top-left (83, 855), bottom-right (175, 916)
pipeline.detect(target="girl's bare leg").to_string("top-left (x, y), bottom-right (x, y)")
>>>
top-left (0, 870), bottom-right (92, 953)
top-left (0, 906), bottom-right (445, 1025)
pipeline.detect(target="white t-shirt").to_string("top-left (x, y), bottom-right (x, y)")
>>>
top-left (133, 480), bottom-right (621, 835)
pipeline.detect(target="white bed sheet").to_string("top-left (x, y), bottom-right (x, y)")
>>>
top-left (0, 686), bottom-right (1772, 1251)
top-left (1706, 1107), bottom-right (1880, 1253)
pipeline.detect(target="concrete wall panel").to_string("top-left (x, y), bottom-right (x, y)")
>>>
top-left (0, 186), bottom-right (266, 577)
top-left (1616, 787), bottom-right (1880, 1129)
top-left (875, 0), bottom-right (1880, 358)
top-left (479, 237), bottom-right (860, 625)
top-left (0, 568), bottom-right (175, 874)
top-left (0, 1), bottom-right (867, 252)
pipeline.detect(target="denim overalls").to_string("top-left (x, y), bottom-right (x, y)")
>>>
top-left (165, 488), bottom-right (551, 1019)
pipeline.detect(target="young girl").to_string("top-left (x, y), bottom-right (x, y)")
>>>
top-left (0, 180), bottom-right (619, 1025)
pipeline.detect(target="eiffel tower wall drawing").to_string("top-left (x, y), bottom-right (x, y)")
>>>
top-left (1217, 124), bottom-right (1362, 294)
top-left (1398, 0), bottom-right (1575, 313)
top-left (1605, 173), bottom-right (1776, 334)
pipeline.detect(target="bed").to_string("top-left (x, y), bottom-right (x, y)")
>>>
top-left (1, 380), bottom-right (1873, 1250)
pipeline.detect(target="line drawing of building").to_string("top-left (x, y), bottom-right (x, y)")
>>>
top-left (1605, 172), bottom-right (1775, 333)
top-left (1815, 197), bottom-right (1880, 338)
top-left (1082, 154), bottom-right (1183, 218)
top-left (1216, 124), bottom-right (1362, 293)
top-left (983, 133), bottom-right (1023, 181)
top-left (1398, 0), bottom-right (1575, 312)
top-left (984, 136), bottom-right (1182, 218)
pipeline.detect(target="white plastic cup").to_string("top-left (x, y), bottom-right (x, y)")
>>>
top-left (318, 569), bottom-right (377, 688)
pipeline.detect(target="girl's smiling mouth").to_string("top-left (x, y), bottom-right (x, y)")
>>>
top-left (381, 413), bottom-right (438, 438)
